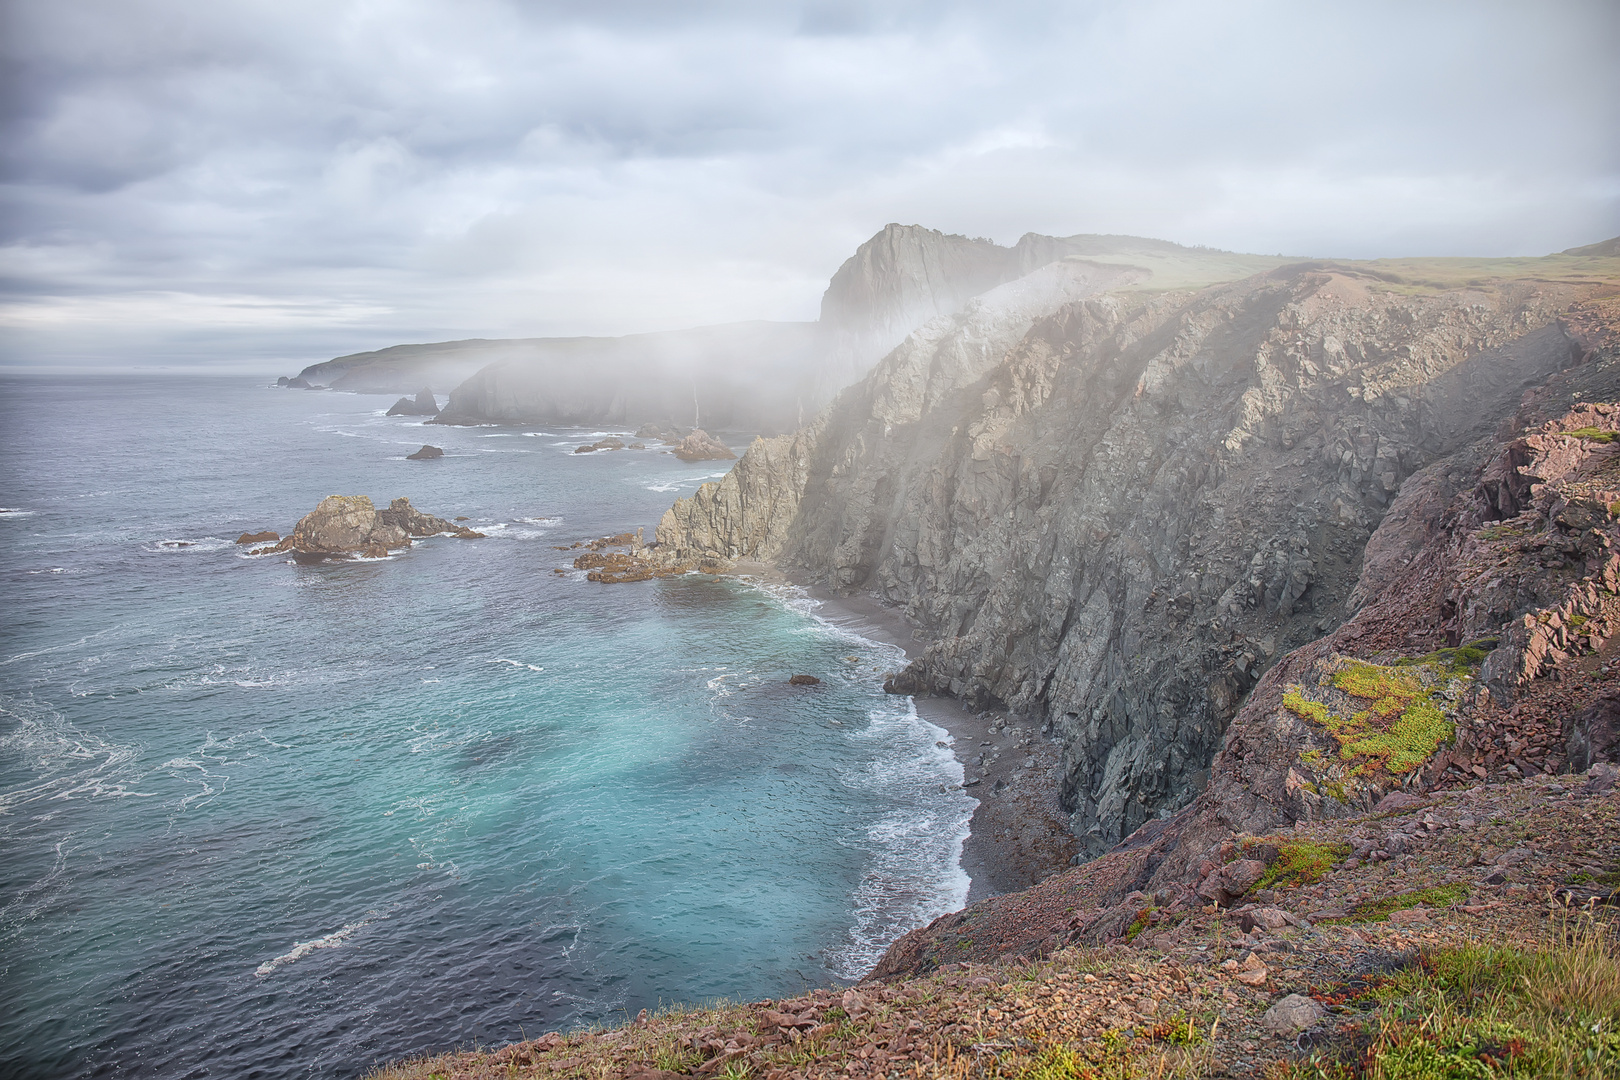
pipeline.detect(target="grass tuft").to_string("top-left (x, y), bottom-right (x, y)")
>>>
top-left (1277, 915), bottom-right (1620, 1079)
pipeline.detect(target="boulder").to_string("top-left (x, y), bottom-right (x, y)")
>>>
top-left (387, 388), bottom-right (439, 416)
top-left (1262, 994), bottom-right (1325, 1035)
top-left (235, 530), bottom-right (279, 545)
top-left (789, 674), bottom-right (822, 686)
top-left (575, 437), bottom-right (626, 454)
top-left (670, 429), bottom-right (736, 462)
top-left (406, 445), bottom-right (444, 460)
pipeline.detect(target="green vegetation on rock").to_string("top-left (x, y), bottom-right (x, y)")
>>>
top-left (1566, 426), bottom-right (1616, 443)
top-left (1282, 655), bottom-right (1473, 777)
top-left (1251, 839), bottom-right (1353, 891)
top-left (1278, 917), bottom-right (1620, 1079)
top-left (1319, 883), bottom-right (1470, 924)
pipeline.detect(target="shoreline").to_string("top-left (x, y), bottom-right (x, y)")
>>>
top-left (784, 574), bottom-right (1078, 907)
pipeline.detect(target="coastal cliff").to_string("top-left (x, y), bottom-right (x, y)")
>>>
top-left (647, 256), bottom-right (1620, 859)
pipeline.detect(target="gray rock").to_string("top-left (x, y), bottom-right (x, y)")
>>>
top-left (646, 259), bottom-right (1600, 859)
top-left (1262, 994), bottom-right (1325, 1035)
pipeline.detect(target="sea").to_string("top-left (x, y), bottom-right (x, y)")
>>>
top-left (0, 374), bottom-right (973, 1079)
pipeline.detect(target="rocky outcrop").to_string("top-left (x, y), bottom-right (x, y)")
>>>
top-left (406, 445), bottom-right (443, 460)
top-left (387, 388), bottom-right (439, 416)
top-left (575, 437), bottom-right (625, 454)
top-left (256, 496), bottom-right (483, 560)
top-left (235, 530), bottom-right (279, 545)
top-left (651, 262), bottom-right (1610, 858)
top-left (670, 430), bottom-right (735, 462)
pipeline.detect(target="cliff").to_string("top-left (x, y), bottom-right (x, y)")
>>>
top-left (648, 255), bottom-right (1620, 862)
top-left (289, 226), bottom-right (1290, 430)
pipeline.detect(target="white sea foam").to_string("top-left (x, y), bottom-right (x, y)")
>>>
top-left (27, 567), bottom-right (67, 574)
top-left (145, 536), bottom-right (234, 554)
top-left (254, 910), bottom-right (388, 977)
top-left (826, 698), bottom-right (973, 979)
top-left (0, 697), bottom-right (155, 813)
top-left (0, 507), bottom-right (36, 517)
top-left (490, 657), bottom-right (544, 672)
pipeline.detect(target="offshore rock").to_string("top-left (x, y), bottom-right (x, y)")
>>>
top-left (789, 674), bottom-right (822, 686)
top-left (652, 263), bottom-right (1606, 857)
top-left (235, 530), bottom-right (279, 545)
top-left (406, 445), bottom-right (443, 460)
top-left (387, 388), bottom-right (439, 416)
top-left (263, 495), bottom-right (482, 560)
top-left (670, 430), bottom-right (736, 462)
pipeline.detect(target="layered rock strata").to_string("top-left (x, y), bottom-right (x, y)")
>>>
top-left (647, 265), bottom-right (1608, 858)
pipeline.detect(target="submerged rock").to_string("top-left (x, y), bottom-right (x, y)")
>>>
top-left (788, 674), bottom-right (822, 686)
top-left (575, 437), bottom-right (625, 454)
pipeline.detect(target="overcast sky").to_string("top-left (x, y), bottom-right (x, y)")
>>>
top-left (2, 0), bottom-right (1616, 369)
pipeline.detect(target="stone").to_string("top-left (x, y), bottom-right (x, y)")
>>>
top-left (386, 387), bottom-right (439, 416)
top-left (235, 531), bottom-right (279, 545)
top-left (576, 437), bottom-right (626, 454)
top-left (1387, 907), bottom-right (1431, 925)
top-left (406, 445), bottom-right (443, 460)
top-left (1262, 994), bottom-right (1326, 1035)
top-left (670, 430), bottom-right (736, 462)
top-left (1240, 907), bottom-right (1291, 932)
top-left (1376, 792), bottom-right (1429, 813)
top-left (1235, 965), bottom-right (1268, 986)
top-left (788, 674), bottom-right (821, 686)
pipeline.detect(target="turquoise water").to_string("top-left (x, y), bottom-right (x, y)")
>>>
top-left (0, 375), bottom-right (971, 1079)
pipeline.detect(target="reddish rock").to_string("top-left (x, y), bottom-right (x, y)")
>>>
top-left (789, 674), bottom-right (822, 686)
top-left (235, 530), bottom-right (279, 545)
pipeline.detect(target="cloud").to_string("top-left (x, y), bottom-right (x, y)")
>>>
top-left (1, 0), bottom-right (1616, 367)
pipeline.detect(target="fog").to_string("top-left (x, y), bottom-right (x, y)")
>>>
top-left (1, 0), bottom-right (1616, 369)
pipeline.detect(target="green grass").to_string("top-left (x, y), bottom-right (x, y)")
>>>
top-left (1253, 839), bottom-right (1353, 891)
top-left (1275, 916), bottom-right (1620, 1079)
top-left (1317, 884), bottom-right (1470, 925)
top-left (1566, 427), bottom-right (1616, 444)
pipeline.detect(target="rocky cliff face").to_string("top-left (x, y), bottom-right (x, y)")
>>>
top-left (650, 264), bottom-right (1609, 857)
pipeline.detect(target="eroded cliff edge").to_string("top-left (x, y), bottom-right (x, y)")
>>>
top-left (644, 260), bottom-right (1619, 859)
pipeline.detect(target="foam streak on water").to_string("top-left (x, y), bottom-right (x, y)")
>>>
top-left (0, 374), bottom-right (972, 1080)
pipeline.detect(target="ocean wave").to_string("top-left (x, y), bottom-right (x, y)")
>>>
top-left (826, 699), bottom-right (973, 979)
top-left (26, 567), bottom-right (67, 574)
top-left (0, 507), bottom-right (36, 517)
top-left (144, 536), bottom-right (234, 554)
top-left (489, 657), bottom-right (544, 672)
top-left (254, 910), bottom-right (389, 977)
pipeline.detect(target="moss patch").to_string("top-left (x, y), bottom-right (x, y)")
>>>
top-left (1250, 839), bottom-right (1353, 890)
top-left (1566, 426), bottom-right (1616, 443)
top-left (1282, 655), bottom-right (1469, 777)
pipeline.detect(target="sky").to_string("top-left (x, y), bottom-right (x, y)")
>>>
top-left (1, 0), bottom-right (1617, 370)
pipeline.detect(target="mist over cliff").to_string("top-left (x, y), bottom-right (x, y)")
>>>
top-left (645, 242), bottom-right (1620, 855)
top-left (284, 226), bottom-right (1284, 433)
